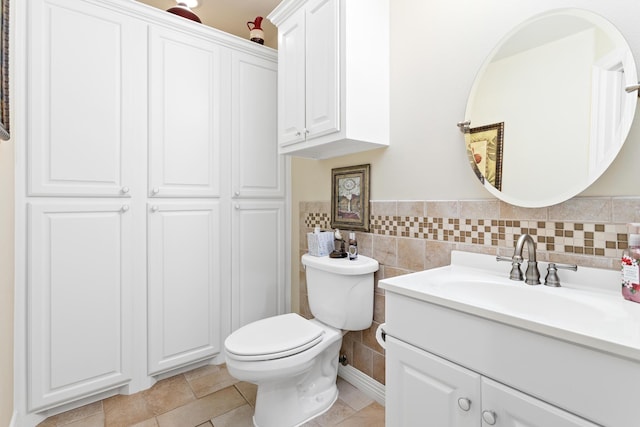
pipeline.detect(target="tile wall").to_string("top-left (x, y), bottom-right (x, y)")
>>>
top-left (299, 197), bottom-right (640, 385)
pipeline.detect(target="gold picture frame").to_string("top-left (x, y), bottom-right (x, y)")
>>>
top-left (331, 164), bottom-right (370, 232)
top-left (466, 122), bottom-right (504, 191)
top-left (0, 0), bottom-right (9, 141)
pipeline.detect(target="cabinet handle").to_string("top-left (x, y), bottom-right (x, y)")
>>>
top-left (121, 186), bottom-right (130, 194)
top-left (121, 205), bottom-right (130, 213)
top-left (304, 128), bottom-right (309, 134)
top-left (457, 398), bottom-right (471, 411)
top-left (482, 410), bottom-right (497, 425)
top-left (295, 131), bottom-right (301, 137)
top-left (151, 187), bottom-right (160, 195)
top-left (235, 204), bottom-right (240, 210)
top-left (151, 205), bottom-right (159, 212)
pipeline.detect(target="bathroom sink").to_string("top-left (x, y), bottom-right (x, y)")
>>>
top-left (380, 250), bottom-right (640, 361)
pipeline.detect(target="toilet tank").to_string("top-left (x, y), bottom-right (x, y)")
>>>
top-left (301, 254), bottom-right (379, 330)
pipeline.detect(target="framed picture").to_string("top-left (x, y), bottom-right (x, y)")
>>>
top-left (0, 0), bottom-right (9, 141)
top-left (466, 122), bottom-right (504, 191)
top-left (331, 164), bottom-right (370, 232)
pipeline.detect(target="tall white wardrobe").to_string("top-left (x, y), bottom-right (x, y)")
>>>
top-left (13, 0), bottom-right (289, 424)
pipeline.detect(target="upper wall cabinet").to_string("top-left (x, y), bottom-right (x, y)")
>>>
top-left (27, 0), bottom-right (147, 197)
top-left (148, 26), bottom-right (222, 198)
top-left (268, 0), bottom-right (390, 159)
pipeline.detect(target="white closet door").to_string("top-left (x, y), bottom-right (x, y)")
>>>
top-left (147, 202), bottom-right (221, 374)
top-left (148, 27), bottom-right (222, 198)
top-left (27, 0), bottom-right (146, 196)
top-left (231, 51), bottom-right (284, 199)
top-left (28, 202), bottom-right (133, 411)
top-left (231, 201), bottom-right (286, 330)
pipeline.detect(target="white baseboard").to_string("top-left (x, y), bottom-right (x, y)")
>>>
top-left (337, 365), bottom-right (385, 406)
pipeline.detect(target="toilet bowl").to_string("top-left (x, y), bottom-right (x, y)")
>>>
top-left (224, 254), bottom-right (379, 427)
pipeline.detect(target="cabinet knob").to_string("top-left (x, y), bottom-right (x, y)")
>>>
top-left (151, 205), bottom-right (159, 212)
top-left (121, 186), bottom-right (130, 194)
top-left (235, 204), bottom-right (240, 210)
top-left (234, 191), bottom-right (240, 196)
top-left (304, 128), bottom-right (309, 134)
top-left (457, 398), bottom-right (471, 411)
top-left (295, 131), bottom-right (301, 137)
top-left (482, 410), bottom-right (497, 425)
top-left (151, 187), bottom-right (160, 195)
top-left (121, 205), bottom-right (130, 213)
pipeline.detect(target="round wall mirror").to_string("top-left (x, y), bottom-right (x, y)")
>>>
top-left (464, 8), bottom-right (638, 208)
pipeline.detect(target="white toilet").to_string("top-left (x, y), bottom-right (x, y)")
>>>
top-left (224, 253), bottom-right (379, 427)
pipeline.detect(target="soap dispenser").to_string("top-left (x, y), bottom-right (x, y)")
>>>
top-left (348, 232), bottom-right (358, 260)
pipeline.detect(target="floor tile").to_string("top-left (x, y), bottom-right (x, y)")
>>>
top-left (307, 399), bottom-right (355, 427)
top-left (37, 401), bottom-right (103, 427)
top-left (143, 374), bottom-right (196, 415)
top-left (156, 386), bottom-right (246, 427)
top-left (103, 392), bottom-right (156, 427)
top-left (234, 382), bottom-right (257, 407)
top-left (185, 364), bottom-right (239, 398)
top-left (130, 419), bottom-right (159, 427)
top-left (64, 413), bottom-right (104, 427)
top-left (210, 404), bottom-right (254, 427)
top-left (336, 378), bottom-right (374, 412)
top-left (335, 402), bottom-right (385, 427)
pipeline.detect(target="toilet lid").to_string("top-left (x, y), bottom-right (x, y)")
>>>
top-left (225, 313), bottom-right (325, 361)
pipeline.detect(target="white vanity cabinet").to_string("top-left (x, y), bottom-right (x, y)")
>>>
top-left (386, 336), bottom-right (597, 427)
top-left (383, 290), bottom-right (616, 426)
top-left (268, 0), bottom-right (390, 159)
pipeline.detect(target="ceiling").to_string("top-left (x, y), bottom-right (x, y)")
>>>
top-left (136, 0), bottom-right (281, 48)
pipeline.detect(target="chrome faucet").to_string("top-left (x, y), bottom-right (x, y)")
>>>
top-left (497, 234), bottom-right (540, 285)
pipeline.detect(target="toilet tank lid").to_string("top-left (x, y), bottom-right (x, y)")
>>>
top-left (302, 254), bottom-right (379, 275)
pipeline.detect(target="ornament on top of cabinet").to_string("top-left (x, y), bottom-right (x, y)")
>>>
top-left (167, 2), bottom-right (201, 23)
top-left (247, 17), bottom-right (265, 45)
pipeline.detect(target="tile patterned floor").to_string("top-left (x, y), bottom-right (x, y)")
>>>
top-left (37, 364), bottom-right (385, 427)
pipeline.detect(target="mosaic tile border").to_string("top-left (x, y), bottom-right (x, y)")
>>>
top-left (304, 213), bottom-right (628, 258)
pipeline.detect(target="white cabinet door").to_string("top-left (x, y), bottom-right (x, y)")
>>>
top-left (231, 201), bottom-right (286, 330)
top-left (27, 0), bottom-right (146, 196)
top-left (386, 336), bottom-right (479, 427)
top-left (148, 27), bottom-right (221, 198)
top-left (481, 378), bottom-right (599, 427)
top-left (231, 51), bottom-right (284, 199)
top-left (305, 0), bottom-right (340, 139)
top-left (147, 202), bottom-right (221, 375)
top-left (277, 7), bottom-right (306, 147)
top-left (28, 202), bottom-right (133, 411)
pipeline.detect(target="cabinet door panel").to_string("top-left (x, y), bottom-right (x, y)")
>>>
top-left (147, 202), bottom-right (221, 374)
top-left (231, 201), bottom-right (286, 330)
top-left (305, 0), bottom-right (340, 139)
top-left (28, 0), bottom-right (145, 196)
top-left (277, 7), bottom-right (306, 147)
top-left (28, 202), bottom-right (133, 411)
top-left (386, 336), bottom-right (479, 427)
top-left (149, 28), bottom-right (221, 198)
top-left (481, 378), bottom-right (598, 427)
top-left (231, 52), bottom-right (283, 198)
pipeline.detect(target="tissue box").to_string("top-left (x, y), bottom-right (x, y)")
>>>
top-left (307, 231), bottom-right (335, 257)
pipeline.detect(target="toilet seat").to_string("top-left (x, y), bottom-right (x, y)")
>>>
top-left (225, 313), bottom-right (325, 361)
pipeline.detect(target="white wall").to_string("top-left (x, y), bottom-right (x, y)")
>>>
top-left (290, 0), bottom-right (640, 311)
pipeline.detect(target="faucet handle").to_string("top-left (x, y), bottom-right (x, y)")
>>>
top-left (496, 255), bottom-right (524, 281)
top-left (544, 262), bottom-right (578, 287)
